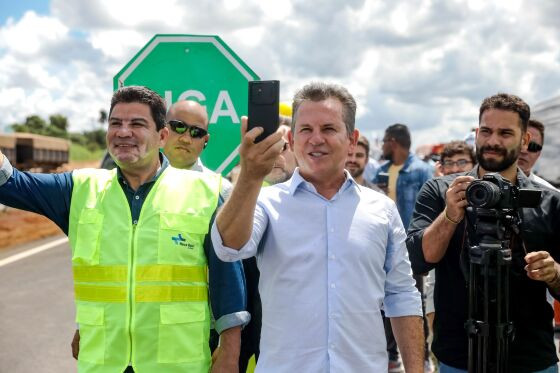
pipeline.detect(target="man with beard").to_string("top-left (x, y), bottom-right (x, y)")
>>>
top-left (346, 135), bottom-right (375, 187)
top-left (373, 124), bottom-right (432, 230)
top-left (517, 119), bottom-right (556, 190)
top-left (407, 93), bottom-right (560, 373)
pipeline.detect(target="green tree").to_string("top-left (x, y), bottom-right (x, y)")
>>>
top-left (49, 114), bottom-right (69, 132)
top-left (11, 115), bottom-right (48, 134)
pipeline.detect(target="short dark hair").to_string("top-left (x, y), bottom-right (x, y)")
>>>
top-left (440, 140), bottom-right (475, 164)
top-left (478, 93), bottom-right (530, 132)
top-left (292, 82), bottom-right (356, 136)
top-left (385, 123), bottom-right (411, 149)
top-left (357, 135), bottom-right (370, 158)
top-left (109, 86), bottom-right (167, 131)
top-left (528, 119), bottom-right (545, 143)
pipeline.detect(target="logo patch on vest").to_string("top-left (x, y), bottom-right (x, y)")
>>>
top-left (171, 234), bottom-right (195, 249)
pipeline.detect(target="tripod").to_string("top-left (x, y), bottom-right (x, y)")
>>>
top-left (465, 208), bottom-right (516, 373)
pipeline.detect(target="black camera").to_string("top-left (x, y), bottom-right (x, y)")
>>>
top-left (465, 173), bottom-right (541, 209)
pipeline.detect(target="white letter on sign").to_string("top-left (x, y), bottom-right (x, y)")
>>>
top-left (178, 90), bottom-right (206, 103)
top-left (210, 90), bottom-right (239, 124)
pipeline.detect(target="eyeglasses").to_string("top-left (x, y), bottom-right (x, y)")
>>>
top-left (167, 120), bottom-right (208, 138)
top-left (527, 141), bottom-right (543, 153)
top-left (442, 159), bottom-right (472, 168)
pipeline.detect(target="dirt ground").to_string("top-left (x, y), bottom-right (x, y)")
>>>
top-left (0, 160), bottom-right (99, 249)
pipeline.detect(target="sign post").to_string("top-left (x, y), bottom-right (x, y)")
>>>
top-left (114, 34), bottom-right (259, 175)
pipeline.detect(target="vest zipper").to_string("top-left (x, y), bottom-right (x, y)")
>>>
top-left (128, 223), bottom-right (137, 365)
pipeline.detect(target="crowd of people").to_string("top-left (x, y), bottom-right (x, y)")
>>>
top-left (1, 83), bottom-right (559, 373)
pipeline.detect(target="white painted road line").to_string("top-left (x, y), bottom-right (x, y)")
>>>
top-left (0, 237), bottom-right (68, 267)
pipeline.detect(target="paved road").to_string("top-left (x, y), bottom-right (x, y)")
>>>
top-left (0, 235), bottom-right (76, 372)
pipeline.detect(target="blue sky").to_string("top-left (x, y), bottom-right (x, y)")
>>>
top-left (0, 0), bottom-right (48, 24)
top-left (0, 0), bottom-right (559, 151)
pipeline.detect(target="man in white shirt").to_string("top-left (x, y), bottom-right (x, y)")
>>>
top-left (517, 119), bottom-right (556, 189)
top-left (212, 82), bottom-right (424, 372)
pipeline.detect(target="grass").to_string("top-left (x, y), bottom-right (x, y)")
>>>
top-left (69, 143), bottom-right (105, 162)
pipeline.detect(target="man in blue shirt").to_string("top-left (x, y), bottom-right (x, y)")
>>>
top-left (212, 82), bottom-right (424, 372)
top-left (0, 86), bottom-right (247, 373)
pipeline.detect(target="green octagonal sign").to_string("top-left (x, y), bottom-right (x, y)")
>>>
top-left (114, 34), bottom-right (259, 175)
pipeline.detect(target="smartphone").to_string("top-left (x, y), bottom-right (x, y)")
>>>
top-left (376, 172), bottom-right (389, 187)
top-left (248, 80), bottom-right (280, 142)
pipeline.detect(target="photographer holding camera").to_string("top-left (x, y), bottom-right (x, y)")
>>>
top-left (407, 93), bottom-right (560, 373)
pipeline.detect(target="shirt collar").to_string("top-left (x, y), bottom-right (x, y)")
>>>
top-left (189, 158), bottom-right (205, 172)
top-left (288, 168), bottom-right (358, 196)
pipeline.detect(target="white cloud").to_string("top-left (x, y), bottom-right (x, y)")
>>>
top-left (0, 0), bottom-right (559, 155)
top-left (0, 11), bottom-right (68, 55)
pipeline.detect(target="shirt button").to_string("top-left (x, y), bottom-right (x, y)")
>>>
top-left (330, 343), bottom-right (335, 349)
top-left (329, 228), bottom-right (334, 233)
top-left (135, 195), bottom-right (140, 200)
top-left (330, 283), bottom-right (336, 289)
top-left (329, 254), bottom-right (336, 260)
top-left (133, 220), bottom-right (138, 225)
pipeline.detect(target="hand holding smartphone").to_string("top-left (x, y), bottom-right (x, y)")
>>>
top-left (247, 80), bottom-right (280, 143)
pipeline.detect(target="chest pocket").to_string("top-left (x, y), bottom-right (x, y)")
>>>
top-left (158, 213), bottom-right (210, 264)
top-left (72, 209), bottom-right (103, 265)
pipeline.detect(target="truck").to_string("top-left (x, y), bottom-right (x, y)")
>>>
top-left (0, 132), bottom-right (70, 171)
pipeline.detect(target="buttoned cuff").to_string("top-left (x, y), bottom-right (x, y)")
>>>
top-left (0, 155), bottom-right (13, 186)
top-left (215, 311), bottom-right (251, 334)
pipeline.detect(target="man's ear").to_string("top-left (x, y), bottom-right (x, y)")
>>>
top-left (159, 127), bottom-right (169, 147)
top-left (203, 134), bottom-right (210, 149)
top-left (521, 130), bottom-right (531, 150)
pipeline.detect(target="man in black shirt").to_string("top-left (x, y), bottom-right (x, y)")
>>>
top-left (407, 93), bottom-right (560, 373)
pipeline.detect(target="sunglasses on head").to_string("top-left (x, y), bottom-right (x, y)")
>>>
top-left (527, 141), bottom-right (543, 153)
top-left (167, 120), bottom-right (208, 138)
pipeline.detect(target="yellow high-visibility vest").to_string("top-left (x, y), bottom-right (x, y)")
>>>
top-left (68, 167), bottom-right (220, 373)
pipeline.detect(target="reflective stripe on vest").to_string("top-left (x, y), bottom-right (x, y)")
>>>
top-left (68, 166), bottom-right (220, 373)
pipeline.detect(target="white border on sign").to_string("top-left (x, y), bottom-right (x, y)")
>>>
top-left (118, 35), bottom-right (254, 86)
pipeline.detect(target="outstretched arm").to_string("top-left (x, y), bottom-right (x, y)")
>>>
top-left (0, 150), bottom-right (73, 233)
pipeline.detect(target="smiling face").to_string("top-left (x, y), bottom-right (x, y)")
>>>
top-left (163, 100), bottom-right (209, 169)
top-left (475, 108), bottom-right (527, 173)
top-left (106, 102), bottom-right (168, 171)
top-left (517, 126), bottom-right (542, 175)
top-left (289, 98), bottom-right (358, 185)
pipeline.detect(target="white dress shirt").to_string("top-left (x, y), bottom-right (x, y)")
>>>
top-left (212, 169), bottom-right (422, 372)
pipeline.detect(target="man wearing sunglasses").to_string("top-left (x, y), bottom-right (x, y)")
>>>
top-left (518, 119), bottom-right (556, 190)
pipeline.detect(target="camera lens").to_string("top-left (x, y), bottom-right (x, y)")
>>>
top-left (466, 180), bottom-right (502, 208)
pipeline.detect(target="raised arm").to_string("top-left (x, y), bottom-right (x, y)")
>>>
top-left (421, 175), bottom-right (473, 263)
top-left (215, 117), bottom-right (284, 250)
